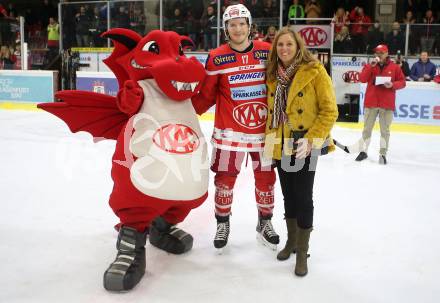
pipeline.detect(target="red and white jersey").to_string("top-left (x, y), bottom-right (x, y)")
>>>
top-left (192, 41), bottom-right (271, 152)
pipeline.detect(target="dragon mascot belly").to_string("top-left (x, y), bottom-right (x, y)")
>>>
top-left (38, 29), bottom-right (208, 291)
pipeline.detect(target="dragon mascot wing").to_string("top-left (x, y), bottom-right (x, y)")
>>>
top-left (37, 28), bottom-right (142, 140)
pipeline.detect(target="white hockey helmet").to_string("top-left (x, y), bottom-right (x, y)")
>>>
top-left (222, 4), bottom-right (252, 37)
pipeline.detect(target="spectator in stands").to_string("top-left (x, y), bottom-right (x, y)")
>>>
top-left (402, 10), bottom-right (416, 24)
top-left (263, 25), bottom-right (277, 43)
top-left (420, 9), bottom-right (437, 55)
top-left (6, 3), bottom-right (16, 18)
top-left (410, 51), bottom-right (437, 81)
top-left (394, 50), bottom-right (411, 78)
top-left (47, 17), bottom-right (59, 61)
top-left (114, 6), bottom-right (130, 29)
top-left (130, 7), bottom-right (146, 36)
top-left (288, 0), bottom-right (305, 25)
top-left (332, 7), bottom-right (349, 34)
top-left (75, 6), bottom-right (92, 47)
top-left (167, 8), bottom-right (186, 35)
top-left (356, 44), bottom-right (406, 165)
top-left (185, 10), bottom-right (201, 50)
top-left (402, 10), bottom-right (417, 55)
top-left (419, 0), bottom-right (440, 21)
top-left (333, 25), bottom-right (353, 53)
top-left (13, 43), bottom-right (20, 69)
top-left (349, 6), bottom-right (371, 54)
top-left (261, 0), bottom-right (278, 18)
top-left (0, 3), bottom-right (8, 18)
top-left (304, 0), bottom-right (321, 24)
top-left (89, 7), bottom-right (106, 47)
top-left (366, 22), bottom-right (384, 54)
top-left (251, 23), bottom-right (264, 41)
top-left (0, 45), bottom-right (16, 69)
top-left (385, 22), bottom-right (405, 55)
top-left (0, 2), bottom-right (11, 46)
top-left (201, 5), bottom-right (217, 51)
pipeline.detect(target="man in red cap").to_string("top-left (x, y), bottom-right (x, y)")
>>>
top-left (356, 44), bottom-right (406, 164)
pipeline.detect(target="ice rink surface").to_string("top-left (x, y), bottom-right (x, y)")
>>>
top-left (1, 110), bottom-right (440, 303)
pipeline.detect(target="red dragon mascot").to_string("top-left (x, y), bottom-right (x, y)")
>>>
top-left (38, 29), bottom-right (208, 291)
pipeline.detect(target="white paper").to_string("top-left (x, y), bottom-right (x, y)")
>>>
top-left (375, 76), bottom-right (391, 85)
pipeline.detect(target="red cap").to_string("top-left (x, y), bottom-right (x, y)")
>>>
top-left (374, 44), bottom-right (389, 53)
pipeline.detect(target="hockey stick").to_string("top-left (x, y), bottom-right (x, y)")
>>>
top-left (333, 139), bottom-right (363, 154)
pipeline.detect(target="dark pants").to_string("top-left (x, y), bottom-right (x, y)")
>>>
top-left (275, 155), bottom-right (317, 229)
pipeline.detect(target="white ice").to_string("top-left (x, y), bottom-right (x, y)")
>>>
top-left (1, 110), bottom-right (440, 303)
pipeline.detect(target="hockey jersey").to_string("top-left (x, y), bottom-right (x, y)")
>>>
top-left (192, 40), bottom-right (271, 151)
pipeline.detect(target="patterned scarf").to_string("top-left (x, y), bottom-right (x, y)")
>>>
top-left (271, 52), bottom-right (301, 129)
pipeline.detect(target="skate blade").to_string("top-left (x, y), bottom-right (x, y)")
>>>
top-left (215, 245), bottom-right (230, 255)
top-left (256, 233), bottom-right (277, 251)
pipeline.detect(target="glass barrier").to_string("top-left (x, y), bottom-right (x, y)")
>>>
top-left (408, 23), bottom-right (440, 56)
top-left (332, 22), bottom-right (440, 57)
top-left (0, 17), bottom-right (21, 70)
top-left (57, 0), bottom-right (284, 52)
top-left (109, 0), bottom-right (158, 37)
top-left (332, 22), bottom-right (407, 56)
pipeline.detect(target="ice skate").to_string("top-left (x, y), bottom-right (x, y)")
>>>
top-left (214, 215), bottom-right (230, 254)
top-left (256, 216), bottom-right (279, 251)
top-left (149, 217), bottom-right (193, 254)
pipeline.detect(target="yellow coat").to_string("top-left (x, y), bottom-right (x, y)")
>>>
top-left (264, 62), bottom-right (338, 160)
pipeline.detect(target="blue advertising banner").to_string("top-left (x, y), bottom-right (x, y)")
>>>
top-left (0, 71), bottom-right (55, 103)
top-left (76, 72), bottom-right (119, 96)
top-left (360, 82), bottom-right (440, 125)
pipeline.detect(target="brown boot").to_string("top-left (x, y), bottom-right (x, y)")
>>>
top-left (295, 227), bottom-right (312, 277)
top-left (276, 218), bottom-right (297, 261)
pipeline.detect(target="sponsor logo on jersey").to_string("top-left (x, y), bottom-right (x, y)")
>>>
top-left (253, 50), bottom-right (269, 60)
top-left (233, 102), bottom-right (268, 129)
top-left (213, 53), bottom-right (236, 66)
top-left (228, 71), bottom-right (265, 84)
top-left (238, 65), bottom-right (258, 71)
top-left (153, 123), bottom-right (200, 154)
top-left (230, 84), bottom-right (267, 101)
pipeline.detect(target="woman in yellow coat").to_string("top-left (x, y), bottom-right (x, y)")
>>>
top-left (264, 27), bottom-right (338, 276)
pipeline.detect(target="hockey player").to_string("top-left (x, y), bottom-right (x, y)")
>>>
top-left (192, 4), bottom-right (279, 251)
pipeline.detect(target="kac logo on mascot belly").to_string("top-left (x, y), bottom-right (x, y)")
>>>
top-left (342, 71), bottom-right (360, 83)
top-left (153, 123), bottom-right (200, 154)
top-left (233, 102), bottom-right (268, 129)
top-left (394, 104), bottom-right (440, 120)
top-left (299, 27), bottom-right (327, 47)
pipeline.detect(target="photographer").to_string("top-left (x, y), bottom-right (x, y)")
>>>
top-left (394, 50), bottom-right (410, 78)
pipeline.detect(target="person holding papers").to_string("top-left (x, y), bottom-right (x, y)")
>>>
top-left (355, 44), bottom-right (406, 165)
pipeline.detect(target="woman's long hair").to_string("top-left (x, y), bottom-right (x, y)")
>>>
top-left (266, 27), bottom-right (318, 82)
